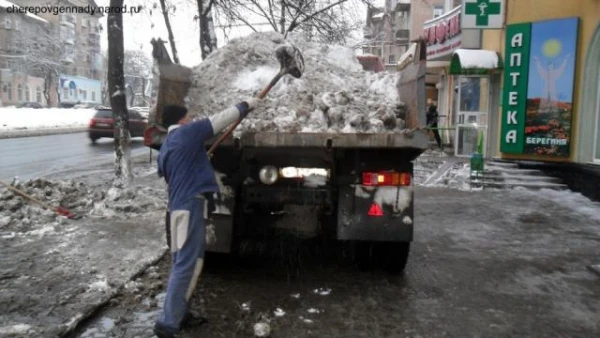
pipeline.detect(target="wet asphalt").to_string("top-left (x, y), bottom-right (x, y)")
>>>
top-left (0, 132), bottom-right (148, 182)
top-left (70, 186), bottom-right (600, 338)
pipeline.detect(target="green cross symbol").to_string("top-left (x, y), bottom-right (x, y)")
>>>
top-left (465, 0), bottom-right (501, 26)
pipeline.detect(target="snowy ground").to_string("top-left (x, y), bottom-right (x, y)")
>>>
top-left (0, 108), bottom-right (97, 138)
top-left (70, 181), bottom-right (600, 338)
top-left (2, 150), bottom-right (600, 337)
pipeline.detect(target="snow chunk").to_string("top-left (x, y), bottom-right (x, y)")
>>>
top-left (290, 293), bottom-right (301, 299)
top-left (253, 322), bottom-right (271, 337)
top-left (0, 324), bottom-right (33, 335)
top-left (186, 32), bottom-right (406, 135)
top-left (273, 308), bottom-right (286, 317)
top-left (313, 287), bottom-right (331, 296)
top-left (89, 279), bottom-right (110, 292)
top-left (233, 66), bottom-right (278, 91)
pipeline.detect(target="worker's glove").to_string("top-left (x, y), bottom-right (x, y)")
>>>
top-left (235, 98), bottom-right (262, 118)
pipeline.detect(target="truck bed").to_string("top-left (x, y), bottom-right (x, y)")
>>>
top-left (210, 130), bottom-right (429, 149)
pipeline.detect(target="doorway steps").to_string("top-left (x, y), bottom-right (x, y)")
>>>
top-left (471, 160), bottom-right (569, 190)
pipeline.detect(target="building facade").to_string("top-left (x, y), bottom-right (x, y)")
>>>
top-left (481, 0), bottom-right (600, 165)
top-left (363, 0), bottom-right (445, 71)
top-left (1, 0), bottom-right (104, 107)
top-left (0, 2), bottom-right (49, 106)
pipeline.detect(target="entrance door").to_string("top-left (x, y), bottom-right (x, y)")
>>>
top-left (456, 76), bottom-right (489, 125)
top-left (454, 76), bottom-right (490, 157)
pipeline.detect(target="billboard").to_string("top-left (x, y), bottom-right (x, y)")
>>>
top-left (500, 17), bottom-right (579, 157)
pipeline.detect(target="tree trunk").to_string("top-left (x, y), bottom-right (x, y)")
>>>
top-left (108, 0), bottom-right (132, 188)
top-left (44, 70), bottom-right (51, 107)
top-left (159, 0), bottom-right (180, 64)
top-left (280, 0), bottom-right (286, 33)
top-left (197, 0), bottom-right (217, 60)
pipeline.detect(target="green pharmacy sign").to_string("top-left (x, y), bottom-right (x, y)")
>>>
top-left (500, 17), bottom-right (579, 157)
top-left (461, 0), bottom-right (504, 29)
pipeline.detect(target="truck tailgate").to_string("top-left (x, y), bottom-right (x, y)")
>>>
top-left (210, 131), bottom-right (429, 149)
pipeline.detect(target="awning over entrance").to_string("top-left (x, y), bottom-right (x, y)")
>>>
top-left (449, 49), bottom-right (503, 75)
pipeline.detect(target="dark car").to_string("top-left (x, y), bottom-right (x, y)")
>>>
top-left (88, 108), bottom-right (148, 143)
top-left (17, 102), bottom-right (43, 109)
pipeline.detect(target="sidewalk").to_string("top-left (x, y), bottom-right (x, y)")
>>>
top-left (0, 158), bottom-right (168, 337)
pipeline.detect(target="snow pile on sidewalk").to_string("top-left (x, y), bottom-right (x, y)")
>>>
top-left (0, 179), bottom-right (166, 233)
top-left (186, 32), bottom-right (405, 135)
top-left (0, 108), bottom-right (97, 132)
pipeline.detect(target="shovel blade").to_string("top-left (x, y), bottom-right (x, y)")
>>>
top-left (275, 44), bottom-right (304, 79)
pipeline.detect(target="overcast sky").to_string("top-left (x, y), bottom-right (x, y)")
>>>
top-left (97, 0), bottom-right (375, 67)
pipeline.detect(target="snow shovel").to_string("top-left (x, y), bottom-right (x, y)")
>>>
top-left (207, 43), bottom-right (305, 155)
top-left (0, 180), bottom-right (78, 219)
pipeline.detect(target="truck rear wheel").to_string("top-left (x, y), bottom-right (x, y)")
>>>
top-left (377, 242), bottom-right (410, 274)
top-left (354, 241), bottom-right (410, 274)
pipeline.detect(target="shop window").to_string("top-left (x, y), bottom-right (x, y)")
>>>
top-left (17, 84), bottom-right (22, 101)
top-left (82, 90), bottom-right (87, 100)
top-left (1, 84), bottom-right (6, 93)
top-left (92, 91), bottom-right (96, 101)
top-left (36, 87), bottom-right (42, 103)
top-left (25, 85), bottom-right (30, 101)
top-left (389, 55), bottom-right (395, 64)
top-left (63, 87), bottom-right (69, 98)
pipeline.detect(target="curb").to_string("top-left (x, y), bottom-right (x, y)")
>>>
top-left (58, 247), bottom-right (169, 337)
top-left (0, 127), bottom-right (88, 139)
top-left (588, 264), bottom-right (600, 278)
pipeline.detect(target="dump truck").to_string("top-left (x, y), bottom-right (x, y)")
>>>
top-left (145, 38), bottom-right (429, 273)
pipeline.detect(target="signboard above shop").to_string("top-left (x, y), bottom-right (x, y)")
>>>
top-left (422, 6), bottom-right (462, 60)
top-left (461, 0), bottom-right (505, 30)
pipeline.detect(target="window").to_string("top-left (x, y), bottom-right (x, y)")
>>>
top-left (82, 90), bottom-right (87, 100)
top-left (17, 84), bottom-right (22, 101)
top-left (92, 91), bottom-right (96, 101)
top-left (25, 85), bottom-right (30, 101)
top-left (70, 88), bottom-right (75, 97)
top-left (1, 84), bottom-right (6, 93)
top-left (63, 87), bottom-right (69, 98)
top-left (14, 18), bottom-right (20, 31)
top-left (4, 17), bottom-right (11, 29)
top-left (82, 18), bottom-right (88, 28)
top-left (434, 7), bottom-right (444, 18)
top-left (7, 83), bottom-right (12, 99)
top-left (389, 55), bottom-right (395, 64)
top-left (36, 87), bottom-right (42, 103)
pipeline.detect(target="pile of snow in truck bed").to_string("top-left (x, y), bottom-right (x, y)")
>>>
top-left (0, 179), bottom-right (166, 233)
top-left (186, 32), bottom-right (405, 136)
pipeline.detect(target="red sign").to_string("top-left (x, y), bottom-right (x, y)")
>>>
top-left (421, 6), bottom-right (462, 59)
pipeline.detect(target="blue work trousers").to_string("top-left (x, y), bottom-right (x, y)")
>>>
top-left (156, 196), bottom-right (206, 333)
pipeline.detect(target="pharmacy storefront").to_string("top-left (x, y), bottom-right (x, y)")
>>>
top-left (422, 5), bottom-right (502, 157)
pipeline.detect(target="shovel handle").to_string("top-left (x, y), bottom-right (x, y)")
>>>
top-left (0, 180), bottom-right (55, 210)
top-left (207, 71), bottom-right (285, 155)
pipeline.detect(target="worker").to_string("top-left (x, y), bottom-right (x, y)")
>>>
top-left (426, 103), bottom-right (442, 149)
top-left (154, 99), bottom-right (261, 338)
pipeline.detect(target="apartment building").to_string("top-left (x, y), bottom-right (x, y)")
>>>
top-left (363, 0), bottom-right (445, 71)
top-left (0, 2), bottom-right (49, 106)
top-left (1, 0), bottom-right (104, 107)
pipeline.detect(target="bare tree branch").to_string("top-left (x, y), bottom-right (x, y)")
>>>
top-left (159, 0), bottom-right (180, 64)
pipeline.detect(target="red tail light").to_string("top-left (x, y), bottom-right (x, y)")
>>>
top-left (362, 172), bottom-right (411, 186)
top-left (89, 119), bottom-right (96, 127)
top-left (368, 203), bottom-right (384, 217)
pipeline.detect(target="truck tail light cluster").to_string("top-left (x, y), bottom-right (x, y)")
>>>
top-left (362, 172), bottom-right (411, 186)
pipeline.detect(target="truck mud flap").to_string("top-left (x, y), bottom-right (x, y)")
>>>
top-left (336, 185), bottom-right (414, 242)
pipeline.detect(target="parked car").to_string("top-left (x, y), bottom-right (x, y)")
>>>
top-left (74, 102), bottom-right (98, 109)
top-left (17, 102), bottom-right (43, 109)
top-left (88, 108), bottom-right (148, 143)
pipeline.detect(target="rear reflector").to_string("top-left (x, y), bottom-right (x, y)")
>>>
top-left (367, 203), bottom-right (384, 217)
top-left (362, 172), bottom-right (411, 186)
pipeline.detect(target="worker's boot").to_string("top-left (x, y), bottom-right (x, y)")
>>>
top-left (181, 311), bottom-right (208, 328)
top-left (153, 323), bottom-right (180, 338)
